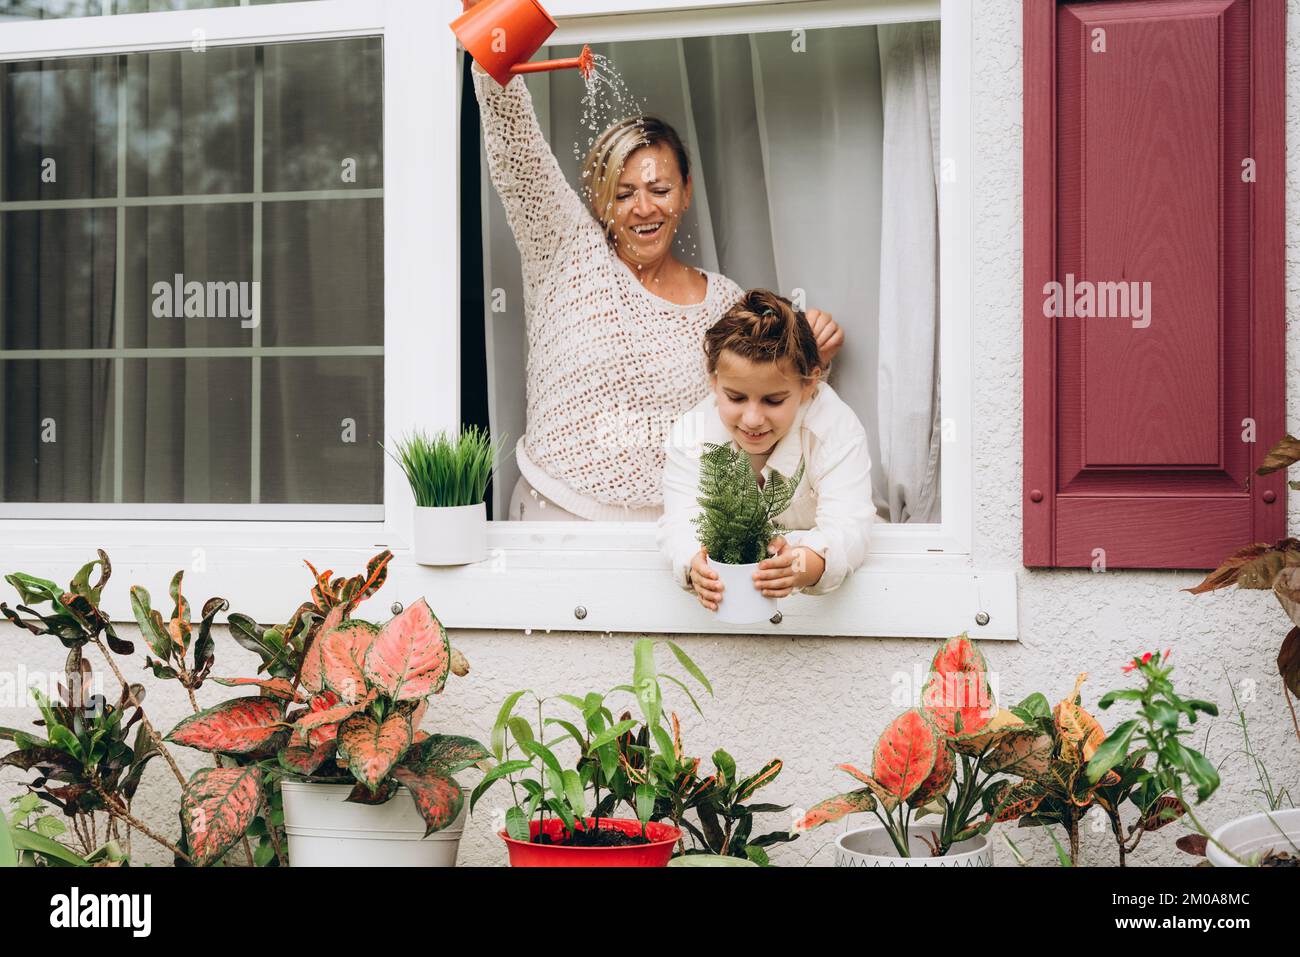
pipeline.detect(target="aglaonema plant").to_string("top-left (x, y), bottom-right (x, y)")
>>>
top-left (162, 552), bottom-right (485, 866)
top-left (797, 634), bottom-right (1049, 857)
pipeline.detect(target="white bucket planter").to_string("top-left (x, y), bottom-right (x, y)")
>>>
top-left (413, 502), bottom-right (487, 566)
top-left (1207, 808), bottom-right (1300, 867)
top-left (835, 824), bottom-right (993, 867)
top-left (707, 558), bottom-right (778, 625)
top-left (281, 781), bottom-right (465, 867)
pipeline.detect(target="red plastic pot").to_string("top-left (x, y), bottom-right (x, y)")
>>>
top-left (500, 817), bottom-right (681, 867)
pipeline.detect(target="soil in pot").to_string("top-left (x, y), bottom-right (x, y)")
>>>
top-left (1259, 849), bottom-right (1299, 867)
top-left (536, 825), bottom-right (649, 848)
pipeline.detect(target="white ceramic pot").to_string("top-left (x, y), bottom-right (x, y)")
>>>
top-left (834, 824), bottom-right (993, 867)
top-left (280, 781), bottom-right (465, 867)
top-left (1207, 808), bottom-right (1300, 867)
top-left (413, 502), bottom-right (487, 565)
top-left (707, 558), bottom-right (778, 625)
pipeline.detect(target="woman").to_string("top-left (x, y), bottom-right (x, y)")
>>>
top-left (469, 31), bottom-right (843, 522)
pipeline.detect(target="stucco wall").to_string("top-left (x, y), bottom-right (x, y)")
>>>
top-left (2, 0), bottom-right (1298, 867)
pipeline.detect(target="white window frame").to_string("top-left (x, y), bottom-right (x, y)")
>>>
top-left (0, 0), bottom-right (1017, 641)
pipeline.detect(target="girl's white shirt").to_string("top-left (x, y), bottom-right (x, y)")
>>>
top-left (657, 381), bottom-right (876, 596)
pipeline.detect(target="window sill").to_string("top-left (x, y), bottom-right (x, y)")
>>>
top-left (0, 522), bottom-right (1015, 640)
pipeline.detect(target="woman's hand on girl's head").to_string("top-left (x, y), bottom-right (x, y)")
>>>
top-left (755, 537), bottom-right (826, 597)
top-left (806, 309), bottom-right (844, 367)
top-left (689, 547), bottom-right (724, 611)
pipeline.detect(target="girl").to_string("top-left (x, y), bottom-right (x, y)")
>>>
top-left (657, 290), bottom-right (874, 606)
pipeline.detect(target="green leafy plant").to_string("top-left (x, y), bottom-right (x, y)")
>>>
top-left (2, 794), bottom-right (127, 867)
top-left (475, 638), bottom-right (711, 846)
top-left (692, 441), bottom-right (805, 565)
top-left (1, 553), bottom-right (196, 863)
top-left (654, 730), bottom-right (792, 864)
top-left (388, 425), bottom-right (505, 507)
top-left (797, 634), bottom-right (1045, 857)
top-left (162, 551), bottom-right (485, 866)
top-left (1085, 651), bottom-right (1232, 863)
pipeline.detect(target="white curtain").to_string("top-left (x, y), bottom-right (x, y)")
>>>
top-left (876, 21), bottom-right (942, 523)
top-left (476, 24), bottom-right (940, 523)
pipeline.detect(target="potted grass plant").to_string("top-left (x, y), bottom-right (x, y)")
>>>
top-left (389, 425), bottom-right (504, 566)
top-left (692, 441), bottom-right (805, 624)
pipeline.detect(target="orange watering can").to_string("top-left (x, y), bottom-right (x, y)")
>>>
top-left (452, 0), bottom-right (595, 88)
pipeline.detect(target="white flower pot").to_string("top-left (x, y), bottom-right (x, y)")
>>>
top-left (834, 824), bottom-right (993, 867)
top-left (413, 502), bottom-right (487, 565)
top-left (1207, 808), bottom-right (1300, 867)
top-left (707, 558), bottom-right (778, 625)
top-left (281, 781), bottom-right (465, 867)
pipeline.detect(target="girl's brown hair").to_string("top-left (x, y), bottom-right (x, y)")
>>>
top-left (704, 289), bottom-right (822, 381)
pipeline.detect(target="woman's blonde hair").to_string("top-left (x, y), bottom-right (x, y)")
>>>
top-left (704, 289), bottom-right (822, 382)
top-left (581, 115), bottom-right (691, 243)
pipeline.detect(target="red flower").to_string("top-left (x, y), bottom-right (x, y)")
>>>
top-left (1123, 651), bottom-right (1155, 673)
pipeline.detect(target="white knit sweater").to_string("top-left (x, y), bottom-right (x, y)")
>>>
top-left (473, 66), bottom-right (745, 522)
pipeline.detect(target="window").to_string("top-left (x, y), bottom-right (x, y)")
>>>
top-left (0, 0), bottom-right (1012, 640)
top-left (1, 35), bottom-right (385, 518)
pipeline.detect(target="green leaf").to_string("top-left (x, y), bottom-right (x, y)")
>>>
top-left (505, 805), bottom-right (530, 841)
top-left (651, 723), bottom-right (676, 765)
top-left (520, 740), bottom-right (563, 780)
top-left (587, 719), bottom-right (638, 752)
top-left (491, 690), bottom-right (527, 759)
top-left (1097, 689), bottom-right (1145, 708)
top-left (546, 797), bottom-right (576, 835)
top-left (1180, 746), bottom-right (1221, 803)
top-left (635, 783), bottom-right (655, 824)
top-left (10, 827), bottom-right (89, 866)
top-left (507, 717), bottom-right (535, 750)
top-left (665, 640), bottom-right (713, 696)
top-left (0, 810), bottom-right (17, 868)
top-left (1013, 693), bottom-right (1051, 720)
top-left (543, 718), bottom-right (587, 753)
top-left (1086, 719), bottom-right (1138, 785)
top-left (469, 759), bottom-right (533, 813)
top-left (659, 674), bottom-right (705, 718)
top-left (561, 769), bottom-right (585, 817)
top-left (632, 639), bottom-right (661, 729)
top-left (129, 586), bottom-right (174, 661)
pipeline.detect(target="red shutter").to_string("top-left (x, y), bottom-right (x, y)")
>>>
top-left (1024, 0), bottom-right (1286, 569)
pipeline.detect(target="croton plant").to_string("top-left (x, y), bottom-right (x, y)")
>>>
top-left (163, 551), bottom-right (488, 866)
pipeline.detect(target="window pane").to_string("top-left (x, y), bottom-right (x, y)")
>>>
top-left (125, 203), bottom-right (255, 348)
top-left (1, 208), bottom-right (117, 350)
top-left (0, 359), bottom-right (115, 502)
top-left (121, 357), bottom-right (251, 502)
top-left (0, 57), bottom-right (119, 201)
top-left (125, 47), bottom-right (255, 197)
top-left (260, 356), bottom-right (383, 504)
top-left (261, 197), bottom-right (382, 347)
top-left (263, 38), bottom-right (383, 192)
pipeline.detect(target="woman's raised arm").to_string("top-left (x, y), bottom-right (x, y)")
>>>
top-left (471, 60), bottom-right (591, 276)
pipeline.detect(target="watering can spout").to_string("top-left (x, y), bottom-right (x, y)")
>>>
top-left (451, 0), bottom-right (595, 87)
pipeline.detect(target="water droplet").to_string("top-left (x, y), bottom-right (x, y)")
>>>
top-left (524, 627), bottom-right (532, 635)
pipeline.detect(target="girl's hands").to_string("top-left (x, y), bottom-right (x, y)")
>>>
top-left (755, 536), bottom-right (826, 597)
top-left (689, 547), bottom-right (724, 611)
top-left (805, 309), bottom-right (844, 367)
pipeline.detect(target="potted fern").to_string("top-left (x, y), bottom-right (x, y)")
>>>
top-left (389, 426), bottom-right (504, 566)
top-left (692, 441), bottom-right (805, 624)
